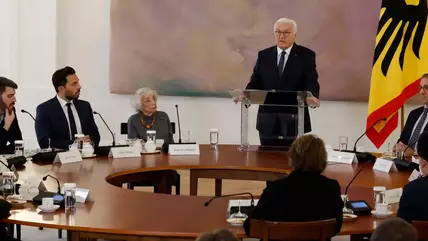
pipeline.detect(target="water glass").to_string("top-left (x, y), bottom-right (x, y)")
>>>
top-left (373, 186), bottom-right (386, 205)
top-left (210, 128), bottom-right (219, 148)
top-left (146, 130), bottom-right (156, 142)
top-left (2, 172), bottom-right (15, 198)
top-left (14, 140), bottom-right (24, 156)
top-left (64, 183), bottom-right (76, 213)
top-left (339, 136), bottom-right (348, 151)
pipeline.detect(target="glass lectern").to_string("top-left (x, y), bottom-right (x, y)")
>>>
top-left (228, 89), bottom-right (316, 151)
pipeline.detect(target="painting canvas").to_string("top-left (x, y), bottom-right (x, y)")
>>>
top-left (110, 0), bottom-right (385, 101)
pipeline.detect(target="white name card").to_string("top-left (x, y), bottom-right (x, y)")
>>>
top-left (169, 144), bottom-right (200, 155)
top-left (373, 158), bottom-right (398, 173)
top-left (109, 147), bottom-right (140, 159)
top-left (328, 151), bottom-right (358, 164)
top-left (75, 188), bottom-right (91, 203)
top-left (408, 169), bottom-right (421, 182)
top-left (53, 151), bottom-right (82, 164)
top-left (412, 156), bottom-right (420, 165)
top-left (385, 188), bottom-right (403, 204)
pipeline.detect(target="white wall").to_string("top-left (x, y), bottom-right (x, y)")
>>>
top-left (2, 0), bottom-right (419, 152)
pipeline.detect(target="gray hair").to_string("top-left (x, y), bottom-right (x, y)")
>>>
top-left (274, 18), bottom-right (297, 33)
top-left (196, 230), bottom-right (240, 241)
top-left (370, 217), bottom-right (417, 241)
top-left (132, 87), bottom-right (158, 112)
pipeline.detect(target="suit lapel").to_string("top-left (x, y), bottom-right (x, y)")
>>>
top-left (282, 45), bottom-right (298, 78)
top-left (53, 97), bottom-right (71, 138)
top-left (269, 47), bottom-right (279, 82)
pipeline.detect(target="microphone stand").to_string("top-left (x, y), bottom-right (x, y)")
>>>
top-left (175, 105), bottom-right (182, 144)
top-left (342, 161), bottom-right (370, 214)
top-left (93, 111), bottom-right (115, 146)
top-left (204, 192), bottom-right (255, 207)
top-left (21, 109), bottom-right (36, 121)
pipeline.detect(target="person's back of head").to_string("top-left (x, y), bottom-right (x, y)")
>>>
top-left (196, 229), bottom-right (240, 241)
top-left (370, 217), bottom-right (417, 241)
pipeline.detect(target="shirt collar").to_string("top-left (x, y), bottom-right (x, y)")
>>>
top-left (56, 95), bottom-right (73, 107)
top-left (277, 44), bottom-right (293, 56)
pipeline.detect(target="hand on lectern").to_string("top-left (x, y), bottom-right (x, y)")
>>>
top-left (306, 96), bottom-right (320, 108)
top-left (233, 95), bottom-right (245, 104)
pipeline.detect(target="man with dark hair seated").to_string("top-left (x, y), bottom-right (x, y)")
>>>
top-left (370, 217), bottom-right (417, 241)
top-left (0, 77), bottom-right (22, 154)
top-left (397, 131), bottom-right (428, 223)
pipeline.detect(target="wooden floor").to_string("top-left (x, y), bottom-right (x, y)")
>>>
top-left (135, 170), bottom-right (351, 241)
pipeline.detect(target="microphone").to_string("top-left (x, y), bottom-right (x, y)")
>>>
top-left (21, 109), bottom-right (35, 121)
top-left (175, 105), bottom-right (182, 144)
top-left (393, 145), bottom-right (419, 172)
top-left (353, 117), bottom-right (387, 152)
top-left (342, 117), bottom-right (387, 163)
top-left (204, 192), bottom-right (255, 207)
top-left (343, 161), bottom-right (370, 214)
top-left (93, 111), bottom-right (115, 146)
top-left (42, 174), bottom-right (61, 194)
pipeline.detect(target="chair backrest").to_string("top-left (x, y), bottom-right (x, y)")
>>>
top-left (120, 122), bottom-right (176, 135)
top-left (413, 221), bottom-right (428, 241)
top-left (249, 219), bottom-right (336, 241)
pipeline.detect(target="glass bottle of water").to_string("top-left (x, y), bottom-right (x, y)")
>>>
top-left (210, 128), bottom-right (219, 148)
top-left (64, 183), bottom-right (76, 213)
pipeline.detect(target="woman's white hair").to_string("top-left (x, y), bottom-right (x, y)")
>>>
top-left (274, 18), bottom-right (297, 33)
top-left (132, 87), bottom-right (158, 112)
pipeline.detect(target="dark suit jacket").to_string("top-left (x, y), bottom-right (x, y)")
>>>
top-left (243, 171), bottom-right (343, 238)
top-left (397, 175), bottom-right (428, 223)
top-left (0, 108), bottom-right (23, 154)
top-left (35, 97), bottom-right (100, 150)
top-left (398, 106), bottom-right (428, 145)
top-left (246, 44), bottom-right (319, 134)
top-left (0, 199), bottom-right (12, 239)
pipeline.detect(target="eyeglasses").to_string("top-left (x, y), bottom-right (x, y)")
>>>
top-left (274, 30), bottom-right (292, 37)
top-left (418, 85), bottom-right (428, 92)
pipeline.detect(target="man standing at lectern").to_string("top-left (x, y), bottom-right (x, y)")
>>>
top-left (242, 18), bottom-right (320, 147)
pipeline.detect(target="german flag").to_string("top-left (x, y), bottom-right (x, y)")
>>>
top-left (367, 0), bottom-right (428, 148)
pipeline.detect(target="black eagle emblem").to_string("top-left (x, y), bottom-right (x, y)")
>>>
top-left (373, 0), bottom-right (428, 77)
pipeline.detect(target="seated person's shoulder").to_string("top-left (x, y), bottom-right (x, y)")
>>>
top-left (0, 199), bottom-right (12, 219)
top-left (409, 106), bottom-right (425, 116)
top-left (404, 176), bottom-right (428, 193)
top-left (156, 111), bottom-right (169, 118)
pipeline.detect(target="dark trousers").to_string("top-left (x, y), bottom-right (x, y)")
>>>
top-left (259, 116), bottom-right (296, 151)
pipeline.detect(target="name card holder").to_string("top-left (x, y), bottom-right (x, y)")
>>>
top-left (373, 158), bottom-right (398, 173)
top-left (169, 144), bottom-right (200, 155)
top-left (328, 151), bottom-right (358, 164)
top-left (385, 188), bottom-right (403, 204)
top-left (75, 188), bottom-right (91, 203)
top-left (109, 147), bottom-right (140, 159)
top-left (408, 169), bottom-right (421, 182)
top-left (53, 151), bottom-right (82, 164)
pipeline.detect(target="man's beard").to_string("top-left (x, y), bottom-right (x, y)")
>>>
top-left (65, 91), bottom-right (80, 101)
top-left (0, 98), bottom-right (9, 112)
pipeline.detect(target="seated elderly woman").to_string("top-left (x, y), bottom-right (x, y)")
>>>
top-left (127, 87), bottom-right (174, 144)
top-left (126, 87), bottom-right (179, 193)
top-left (243, 134), bottom-right (343, 238)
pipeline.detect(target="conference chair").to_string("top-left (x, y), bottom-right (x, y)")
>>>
top-left (249, 218), bottom-right (337, 241)
top-left (120, 122), bottom-right (181, 195)
top-left (413, 221), bottom-right (428, 241)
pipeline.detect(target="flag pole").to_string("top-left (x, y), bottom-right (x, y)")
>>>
top-left (401, 105), bottom-right (405, 131)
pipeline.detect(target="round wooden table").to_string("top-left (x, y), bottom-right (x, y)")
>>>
top-left (1, 145), bottom-right (410, 241)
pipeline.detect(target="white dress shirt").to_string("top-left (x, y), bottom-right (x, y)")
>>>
top-left (56, 95), bottom-right (83, 139)
top-left (277, 45), bottom-right (293, 72)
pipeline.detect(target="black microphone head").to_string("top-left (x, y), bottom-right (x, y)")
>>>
top-left (175, 104), bottom-right (178, 108)
top-left (21, 109), bottom-right (25, 113)
top-left (42, 176), bottom-right (47, 181)
top-left (93, 111), bottom-right (98, 114)
top-left (204, 202), bottom-right (209, 207)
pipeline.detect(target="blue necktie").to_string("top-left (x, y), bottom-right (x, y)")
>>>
top-left (277, 51), bottom-right (286, 77)
top-left (408, 108), bottom-right (428, 147)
